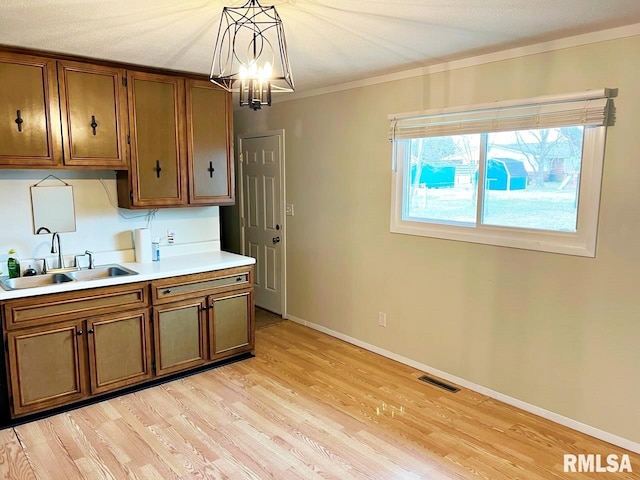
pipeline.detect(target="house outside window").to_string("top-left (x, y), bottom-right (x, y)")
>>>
top-left (389, 90), bottom-right (612, 257)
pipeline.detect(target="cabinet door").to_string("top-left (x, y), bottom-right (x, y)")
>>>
top-left (209, 289), bottom-right (254, 360)
top-left (153, 298), bottom-right (207, 376)
top-left (86, 309), bottom-right (152, 395)
top-left (6, 320), bottom-right (87, 416)
top-left (58, 60), bottom-right (128, 168)
top-left (186, 79), bottom-right (234, 205)
top-left (0, 52), bottom-right (62, 167)
top-left (127, 71), bottom-right (187, 207)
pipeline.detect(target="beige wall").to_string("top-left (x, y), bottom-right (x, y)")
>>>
top-left (234, 35), bottom-right (640, 443)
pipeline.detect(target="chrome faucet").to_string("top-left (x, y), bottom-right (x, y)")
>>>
top-left (85, 250), bottom-right (95, 269)
top-left (51, 232), bottom-right (64, 269)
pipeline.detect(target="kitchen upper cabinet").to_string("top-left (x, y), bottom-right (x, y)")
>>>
top-left (186, 79), bottom-right (234, 205)
top-left (0, 51), bottom-right (63, 167)
top-left (57, 60), bottom-right (128, 169)
top-left (118, 71), bottom-right (187, 208)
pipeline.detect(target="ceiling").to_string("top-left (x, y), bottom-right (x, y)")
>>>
top-left (1, 0), bottom-right (640, 93)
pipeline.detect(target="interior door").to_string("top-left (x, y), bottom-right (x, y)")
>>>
top-left (241, 134), bottom-right (283, 314)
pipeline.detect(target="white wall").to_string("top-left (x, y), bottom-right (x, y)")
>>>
top-left (234, 34), bottom-right (640, 446)
top-left (0, 169), bottom-right (220, 273)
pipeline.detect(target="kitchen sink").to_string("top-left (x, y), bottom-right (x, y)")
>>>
top-left (67, 265), bottom-right (138, 281)
top-left (0, 272), bottom-right (75, 290)
top-left (0, 264), bottom-right (138, 290)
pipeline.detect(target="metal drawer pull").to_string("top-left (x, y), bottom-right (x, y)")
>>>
top-left (155, 160), bottom-right (162, 178)
top-left (87, 328), bottom-right (94, 334)
top-left (164, 289), bottom-right (172, 294)
top-left (236, 277), bottom-right (244, 282)
top-left (77, 330), bottom-right (83, 336)
top-left (15, 110), bottom-right (24, 132)
top-left (90, 115), bottom-right (98, 135)
top-left (208, 161), bottom-right (215, 178)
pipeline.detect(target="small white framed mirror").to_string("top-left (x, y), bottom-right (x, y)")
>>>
top-left (31, 184), bottom-right (77, 234)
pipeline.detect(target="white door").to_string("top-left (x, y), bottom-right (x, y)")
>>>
top-left (240, 134), bottom-right (283, 314)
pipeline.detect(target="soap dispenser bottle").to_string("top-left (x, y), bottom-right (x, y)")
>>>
top-left (7, 249), bottom-right (21, 278)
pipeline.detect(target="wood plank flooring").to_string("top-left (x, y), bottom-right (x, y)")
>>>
top-left (0, 320), bottom-right (638, 479)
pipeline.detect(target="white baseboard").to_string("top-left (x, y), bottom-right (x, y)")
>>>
top-left (285, 314), bottom-right (640, 454)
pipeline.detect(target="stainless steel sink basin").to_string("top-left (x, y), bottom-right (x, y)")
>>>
top-left (67, 264), bottom-right (138, 281)
top-left (0, 273), bottom-right (74, 290)
top-left (0, 264), bottom-right (138, 290)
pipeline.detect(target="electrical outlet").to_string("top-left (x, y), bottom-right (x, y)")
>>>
top-left (167, 229), bottom-right (175, 244)
top-left (378, 312), bottom-right (387, 327)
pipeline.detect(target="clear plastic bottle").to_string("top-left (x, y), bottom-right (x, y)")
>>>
top-left (7, 249), bottom-right (21, 278)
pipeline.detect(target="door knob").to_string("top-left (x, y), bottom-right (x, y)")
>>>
top-left (272, 236), bottom-right (281, 244)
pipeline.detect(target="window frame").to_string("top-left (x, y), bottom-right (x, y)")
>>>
top-left (390, 96), bottom-right (609, 258)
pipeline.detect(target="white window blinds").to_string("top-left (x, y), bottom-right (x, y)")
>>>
top-left (389, 89), bottom-right (611, 140)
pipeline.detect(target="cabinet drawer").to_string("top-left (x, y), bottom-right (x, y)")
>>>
top-left (152, 267), bottom-right (252, 304)
top-left (2, 282), bottom-right (149, 330)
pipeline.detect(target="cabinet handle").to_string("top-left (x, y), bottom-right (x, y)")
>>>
top-left (87, 328), bottom-right (94, 334)
top-left (164, 289), bottom-right (172, 294)
top-left (15, 110), bottom-right (24, 132)
top-left (155, 160), bottom-right (162, 178)
top-left (77, 330), bottom-right (83, 336)
top-left (208, 161), bottom-right (215, 178)
top-left (90, 115), bottom-right (98, 135)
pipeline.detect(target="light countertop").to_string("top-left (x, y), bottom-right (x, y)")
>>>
top-left (0, 251), bottom-right (255, 301)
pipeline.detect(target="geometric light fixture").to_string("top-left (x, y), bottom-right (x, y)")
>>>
top-left (209, 0), bottom-right (295, 110)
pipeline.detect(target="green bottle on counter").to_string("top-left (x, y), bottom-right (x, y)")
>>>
top-left (7, 249), bottom-right (20, 279)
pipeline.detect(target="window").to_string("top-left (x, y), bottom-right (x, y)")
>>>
top-left (389, 90), bottom-right (612, 257)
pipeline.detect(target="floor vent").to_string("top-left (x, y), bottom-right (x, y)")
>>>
top-left (418, 375), bottom-right (460, 393)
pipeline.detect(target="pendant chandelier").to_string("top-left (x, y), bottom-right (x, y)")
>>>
top-left (209, 0), bottom-right (295, 110)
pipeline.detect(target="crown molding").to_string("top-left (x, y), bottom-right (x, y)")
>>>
top-left (276, 22), bottom-right (640, 104)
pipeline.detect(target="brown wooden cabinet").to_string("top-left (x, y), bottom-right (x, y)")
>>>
top-left (6, 320), bottom-right (86, 416)
top-left (151, 266), bottom-right (254, 375)
top-left (86, 309), bottom-right (152, 394)
top-left (1, 266), bottom-right (253, 420)
top-left (186, 79), bottom-right (234, 205)
top-left (118, 71), bottom-right (187, 208)
top-left (0, 47), bottom-right (234, 207)
top-left (1, 282), bottom-right (151, 417)
top-left (209, 290), bottom-right (253, 360)
top-left (57, 60), bottom-right (129, 169)
top-left (0, 51), bottom-right (63, 167)
top-left (153, 298), bottom-right (207, 376)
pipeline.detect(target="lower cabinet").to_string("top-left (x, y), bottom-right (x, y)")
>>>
top-left (152, 277), bottom-right (254, 375)
top-left (86, 309), bottom-right (152, 394)
top-left (6, 308), bottom-right (151, 416)
top-left (1, 266), bottom-right (254, 421)
top-left (7, 320), bottom-right (87, 416)
top-left (154, 298), bottom-right (207, 376)
top-left (210, 290), bottom-right (253, 360)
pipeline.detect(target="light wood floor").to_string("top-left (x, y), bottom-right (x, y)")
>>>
top-left (0, 320), bottom-right (638, 479)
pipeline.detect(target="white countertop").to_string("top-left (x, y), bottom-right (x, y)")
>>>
top-left (0, 251), bottom-right (255, 301)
